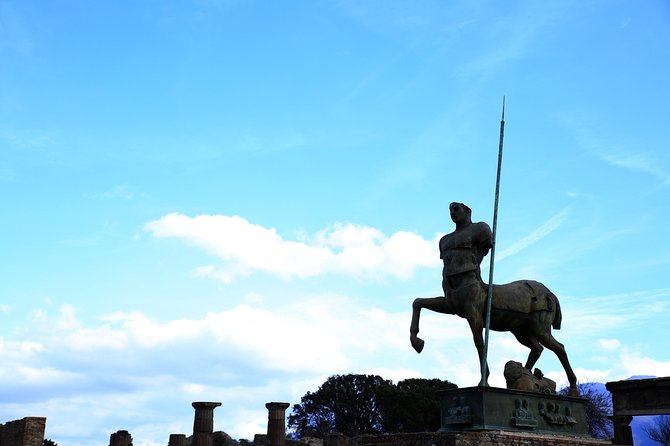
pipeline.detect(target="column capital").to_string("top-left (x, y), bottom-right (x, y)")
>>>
top-left (265, 402), bottom-right (290, 410)
top-left (192, 402), bottom-right (222, 409)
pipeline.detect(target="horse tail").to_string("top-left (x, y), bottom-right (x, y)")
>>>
top-left (551, 292), bottom-right (562, 330)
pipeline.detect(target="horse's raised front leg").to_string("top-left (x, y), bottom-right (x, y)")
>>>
top-left (410, 297), bottom-right (453, 354)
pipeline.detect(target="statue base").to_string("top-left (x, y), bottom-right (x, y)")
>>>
top-left (355, 430), bottom-right (611, 446)
top-left (439, 386), bottom-right (589, 437)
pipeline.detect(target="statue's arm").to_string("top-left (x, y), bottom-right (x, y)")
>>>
top-left (438, 234), bottom-right (448, 259)
top-left (475, 222), bottom-right (493, 258)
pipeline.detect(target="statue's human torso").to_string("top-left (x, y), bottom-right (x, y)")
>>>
top-left (439, 222), bottom-right (492, 278)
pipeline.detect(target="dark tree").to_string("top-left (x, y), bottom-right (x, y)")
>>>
top-left (559, 382), bottom-right (613, 439)
top-left (43, 440), bottom-right (58, 446)
top-left (288, 374), bottom-right (393, 438)
top-left (288, 374), bottom-right (456, 439)
top-left (379, 378), bottom-right (457, 433)
top-left (645, 415), bottom-right (670, 446)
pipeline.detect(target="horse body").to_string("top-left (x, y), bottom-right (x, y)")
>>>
top-left (410, 278), bottom-right (578, 395)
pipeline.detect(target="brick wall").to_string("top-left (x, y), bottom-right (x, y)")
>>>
top-left (353, 431), bottom-right (613, 446)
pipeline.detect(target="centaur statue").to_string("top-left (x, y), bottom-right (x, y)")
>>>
top-left (409, 202), bottom-right (578, 396)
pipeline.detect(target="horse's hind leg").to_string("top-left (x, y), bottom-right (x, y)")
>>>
top-left (538, 332), bottom-right (578, 396)
top-left (410, 297), bottom-right (453, 354)
top-left (513, 332), bottom-right (544, 371)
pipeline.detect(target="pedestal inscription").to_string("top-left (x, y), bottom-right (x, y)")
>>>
top-left (439, 386), bottom-right (589, 437)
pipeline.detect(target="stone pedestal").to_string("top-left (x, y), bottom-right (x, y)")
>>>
top-left (265, 402), bottom-right (290, 446)
top-left (192, 402), bottom-right (222, 446)
top-left (439, 386), bottom-right (589, 437)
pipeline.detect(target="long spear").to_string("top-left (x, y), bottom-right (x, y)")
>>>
top-left (480, 96), bottom-right (505, 386)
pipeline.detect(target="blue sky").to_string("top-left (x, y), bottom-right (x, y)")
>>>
top-left (1, 1), bottom-right (669, 445)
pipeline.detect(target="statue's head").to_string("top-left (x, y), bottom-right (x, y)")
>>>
top-left (449, 202), bottom-right (472, 225)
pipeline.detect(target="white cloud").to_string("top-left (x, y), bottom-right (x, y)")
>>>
top-left (6, 297), bottom-right (420, 390)
top-left (497, 208), bottom-right (571, 261)
top-left (38, 304), bottom-right (348, 374)
top-left (2, 296), bottom-right (455, 443)
top-left (14, 366), bottom-right (81, 384)
top-left (561, 288), bottom-right (670, 338)
top-left (181, 383), bottom-right (205, 395)
top-left (542, 344), bottom-right (670, 388)
top-left (0, 339), bottom-right (43, 357)
top-left (619, 349), bottom-right (670, 378)
top-left (598, 338), bottom-right (621, 351)
top-left (5, 289), bottom-right (666, 445)
top-left (599, 151), bottom-right (670, 184)
top-left (145, 214), bottom-right (439, 283)
top-left (562, 110), bottom-right (670, 186)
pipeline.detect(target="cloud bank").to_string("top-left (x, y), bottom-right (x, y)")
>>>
top-left (3, 288), bottom-right (668, 445)
top-left (0, 298), bottom-right (423, 444)
top-left (145, 213), bottom-right (439, 282)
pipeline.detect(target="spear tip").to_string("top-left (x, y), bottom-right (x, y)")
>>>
top-left (501, 96), bottom-right (505, 121)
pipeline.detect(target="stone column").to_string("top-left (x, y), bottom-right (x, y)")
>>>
top-left (192, 402), bottom-right (222, 446)
top-left (168, 434), bottom-right (186, 446)
top-left (265, 402), bottom-right (290, 446)
top-left (611, 415), bottom-right (633, 446)
top-left (109, 430), bottom-right (132, 446)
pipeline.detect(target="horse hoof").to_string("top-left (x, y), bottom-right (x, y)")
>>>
top-left (410, 337), bottom-right (425, 353)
